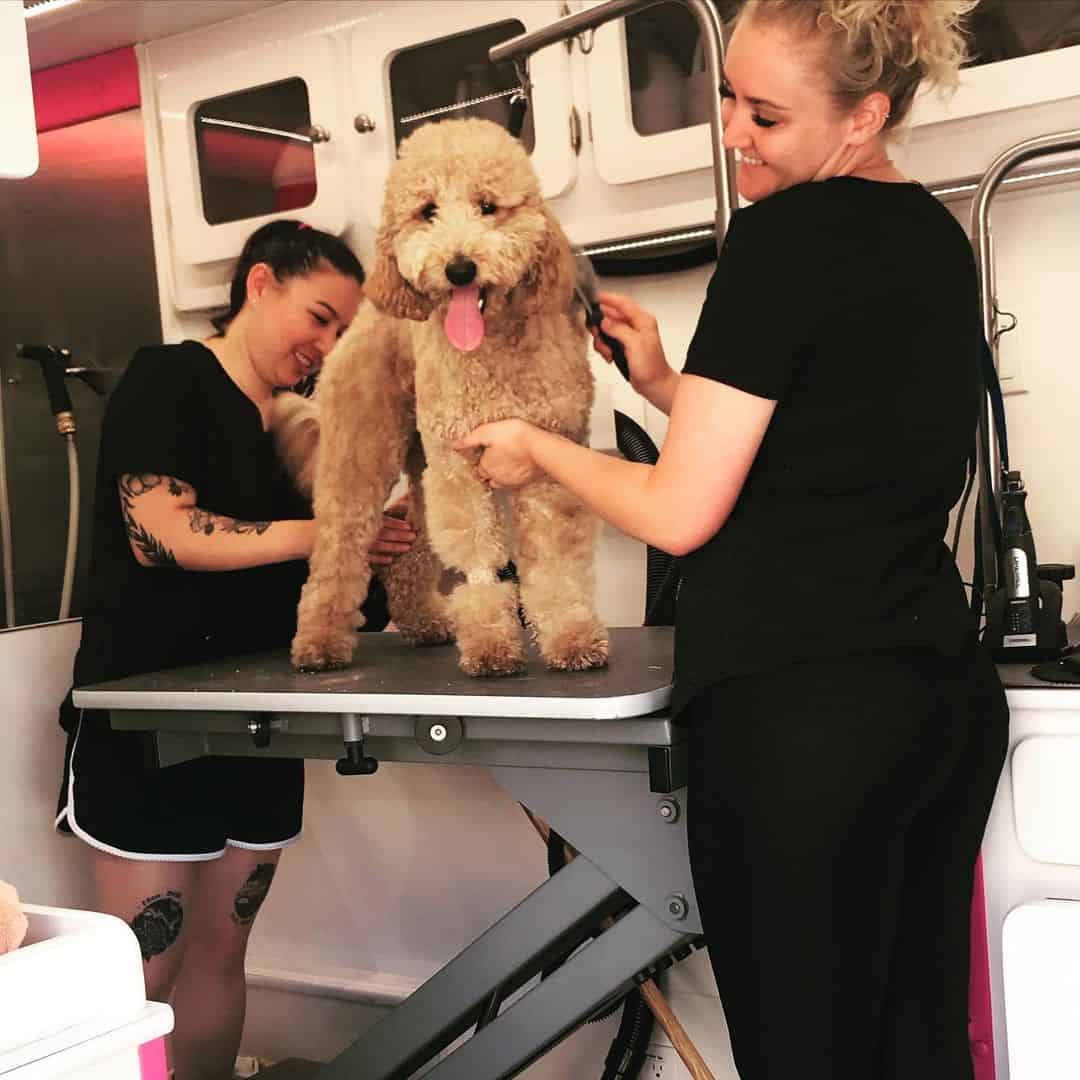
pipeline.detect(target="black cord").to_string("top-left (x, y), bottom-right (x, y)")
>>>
top-left (951, 451), bottom-right (977, 559)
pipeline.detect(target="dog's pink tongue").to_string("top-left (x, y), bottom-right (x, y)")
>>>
top-left (444, 285), bottom-right (484, 352)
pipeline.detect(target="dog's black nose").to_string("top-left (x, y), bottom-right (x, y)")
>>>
top-left (445, 256), bottom-right (477, 286)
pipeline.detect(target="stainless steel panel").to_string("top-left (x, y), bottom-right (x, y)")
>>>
top-left (0, 109), bottom-right (160, 627)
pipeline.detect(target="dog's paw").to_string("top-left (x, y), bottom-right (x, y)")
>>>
top-left (291, 629), bottom-right (355, 672)
top-left (541, 625), bottom-right (609, 672)
top-left (458, 639), bottom-right (527, 677)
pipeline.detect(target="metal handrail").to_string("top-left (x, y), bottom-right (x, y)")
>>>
top-left (490, 0), bottom-right (739, 254)
top-left (969, 129), bottom-right (1080, 589)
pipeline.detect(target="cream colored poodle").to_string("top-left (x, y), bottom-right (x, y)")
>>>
top-left (273, 118), bottom-right (608, 676)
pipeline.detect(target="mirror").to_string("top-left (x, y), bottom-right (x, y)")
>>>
top-left (389, 21), bottom-right (536, 153)
top-left (966, 0), bottom-right (1080, 67)
top-left (194, 77), bottom-right (319, 226)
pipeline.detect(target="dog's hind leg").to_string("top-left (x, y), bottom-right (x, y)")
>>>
top-left (378, 435), bottom-right (452, 645)
top-left (292, 313), bottom-right (413, 671)
top-left (421, 442), bottom-right (525, 676)
top-left (510, 480), bottom-right (608, 671)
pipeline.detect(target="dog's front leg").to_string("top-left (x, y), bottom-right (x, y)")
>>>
top-left (378, 435), bottom-right (452, 645)
top-left (422, 442), bottom-right (525, 676)
top-left (292, 323), bottom-right (412, 671)
top-left (510, 480), bottom-right (608, 671)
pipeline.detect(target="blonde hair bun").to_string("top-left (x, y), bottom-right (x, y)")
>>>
top-left (820, 0), bottom-right (977, 90)
top-left (741, 0), bottom-right (979, 127)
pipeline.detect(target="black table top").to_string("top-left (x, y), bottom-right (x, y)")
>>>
top-left (74, 626), bottom-right (676, 721)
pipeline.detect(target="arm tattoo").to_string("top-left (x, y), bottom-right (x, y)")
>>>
top-left (119, 473), bottom-right (271, 566)
top-left (188, 508), bottom-right (271, 537)
top-left (118, 473), bottom-right (178, 568)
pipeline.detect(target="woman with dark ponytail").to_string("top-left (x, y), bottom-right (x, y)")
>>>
top-left (55, 219), bottom-right (414, 1080)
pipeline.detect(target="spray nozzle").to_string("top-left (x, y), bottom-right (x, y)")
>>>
top-left (17, 344), bottom-right (75, 434)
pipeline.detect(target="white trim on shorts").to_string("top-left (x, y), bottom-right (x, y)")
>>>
top-left (57, 708), bottom-right (227, 863)
top-left (227, 833), bottom-right (303, 852)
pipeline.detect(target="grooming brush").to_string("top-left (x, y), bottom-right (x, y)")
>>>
top-left (571, 248), bottom-right (630, 382)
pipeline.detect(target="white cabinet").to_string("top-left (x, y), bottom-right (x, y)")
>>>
top-left (156, 34), bottom-right (348, 271)
top-left (581, 0), bottom-right (1080, 187)
top-left (584, 0), bottom-right (733, 186)
top-left (913, 1), bottom-right (1080, 127)
top-left (1002, 900), bottom-right (1080, 1080)
top-left (349, 0), bottom-right (576, 228)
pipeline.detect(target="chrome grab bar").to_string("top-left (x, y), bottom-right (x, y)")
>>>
top-left (969, 129), bottom-right (1080, 588)
top-left (490, 0), bottom-right (739, 255)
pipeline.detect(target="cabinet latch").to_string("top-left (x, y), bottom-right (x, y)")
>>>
top-left (569, 106), bottom-right (582, 156)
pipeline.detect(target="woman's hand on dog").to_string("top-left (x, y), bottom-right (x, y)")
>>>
top-left (455, 420), bottom-right (545, 490)
top-left (369, 494), bottom-right (417, 565)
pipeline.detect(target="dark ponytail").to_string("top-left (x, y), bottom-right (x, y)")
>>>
top-left (212, 219), bottom-right (365, 332)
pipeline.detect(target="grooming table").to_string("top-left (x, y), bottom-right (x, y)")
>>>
top-left (74, 627), bottom-right (699, 1080)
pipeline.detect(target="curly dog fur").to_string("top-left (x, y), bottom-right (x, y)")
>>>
top-left (273, 118), bottom-right (608, 676)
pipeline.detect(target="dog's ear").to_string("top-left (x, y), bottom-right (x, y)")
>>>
top-left (365, 224), bottom-right (434, 321)
top-left (517, 207), bottom-right (577, 317)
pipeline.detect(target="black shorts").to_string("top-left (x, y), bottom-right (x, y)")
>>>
top-left (55, 708), bottom-right (304, 861)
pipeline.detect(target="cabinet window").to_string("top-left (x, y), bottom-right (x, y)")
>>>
top-left (965, 0), bottom-right (1080, 66)
top-left (389, 21), bottom-right (535, 153)
top-left (194, 78), bottom-right (318, 226)
top-left (625, 1), bottom-right (738, 136)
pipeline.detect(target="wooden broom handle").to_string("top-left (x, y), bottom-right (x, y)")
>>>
top-left (639, 977), bottom-right (717, 1080)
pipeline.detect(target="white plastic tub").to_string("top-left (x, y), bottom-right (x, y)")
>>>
top-left (0, 904), bottom-right (173, 1079)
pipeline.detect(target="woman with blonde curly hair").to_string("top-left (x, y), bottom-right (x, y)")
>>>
top-left (458, 1), bottom-right (1008, 1076)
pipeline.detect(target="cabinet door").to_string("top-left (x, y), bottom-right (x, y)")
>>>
top-left (350, 1), bottom-right (575, 228)
top-left (157, 35), bottom-right (347, 267)
top-left (585, 0), bottom-right (737, 186)
top-left (910, 1), bottom-right (1080, 125)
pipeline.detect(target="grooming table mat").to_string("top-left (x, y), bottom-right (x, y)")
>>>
top-left (74, 627), bottom-right (674, 720)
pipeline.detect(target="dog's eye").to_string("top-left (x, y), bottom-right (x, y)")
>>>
top-left (479, 200), bottom-right (497, 216)
top-left (421, 202), bottom-right (438, 221)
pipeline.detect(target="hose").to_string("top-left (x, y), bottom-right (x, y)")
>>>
top-left (60, 433), bottom-right (79, 621)
top-left (601, 989), bottom-right (653, 1080)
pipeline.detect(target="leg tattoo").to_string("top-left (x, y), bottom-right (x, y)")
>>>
top-left (130, 890), bottom-right (184, 962)
top-left (232, 863), bottom-right (276, 926)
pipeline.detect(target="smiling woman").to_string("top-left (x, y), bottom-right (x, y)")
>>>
top-left (49, 217), bottom-right (417, 1080)
top-left (716, 0), bottom-right (975, 203)
top-left (454, 3), bottom-right (1008, 1078)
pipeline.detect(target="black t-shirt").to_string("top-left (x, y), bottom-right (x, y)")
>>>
top-left (673, 178), bottom-right (981, 716)
top-left (71, 340), bottom-right (387, 691)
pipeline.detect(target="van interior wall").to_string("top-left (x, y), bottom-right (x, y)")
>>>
top-left (0, 109), bottom-right (161, 627)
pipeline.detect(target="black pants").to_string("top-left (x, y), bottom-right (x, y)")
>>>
top-left (686, 639), bottom-right (1008, 1080)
